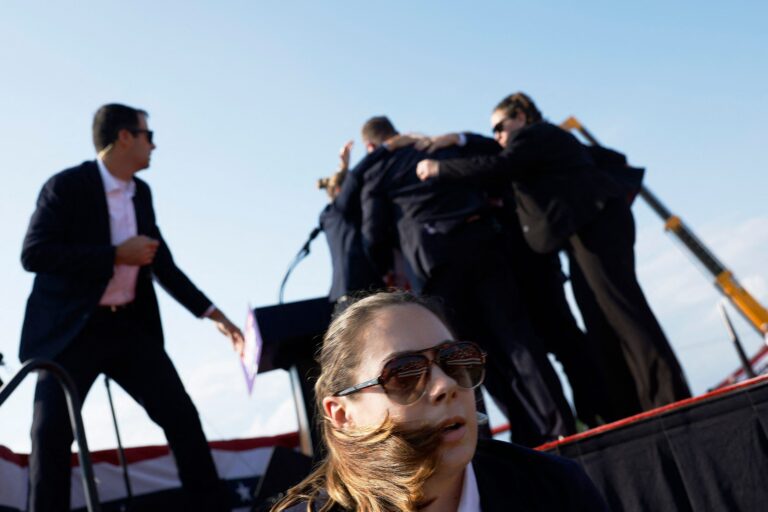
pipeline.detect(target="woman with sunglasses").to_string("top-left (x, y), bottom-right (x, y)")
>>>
top-left (273, 291), bottom-right (607, 512)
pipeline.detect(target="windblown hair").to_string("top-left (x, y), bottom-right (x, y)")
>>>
top-left (361, 116), bottom-right (399, 146)
top-left (92, 103), bottom-right (148, 152)
top-left (272, 291), bottom-right (453, 512)
top-left (494, 92), bottom-right (543, 125)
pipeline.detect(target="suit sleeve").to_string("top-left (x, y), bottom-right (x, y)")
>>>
top-left (461, 133), bottom-right (504, 154)
top-left (142, 187), bottom-right (213, 317)
top-left (334, 146), bottom-right (391, 214)
top-left (21, 174), bottom-right (115, 280)
top-left (360, 161), bottom-right (395, 276)
top-left (333, 170), bottom-right (362, 217)
top-left (439, 131), bottom-right (539, 184)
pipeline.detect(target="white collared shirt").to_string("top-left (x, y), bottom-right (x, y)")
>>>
top-left (97, 158), bottom-right (139, 306)
top-left (457, 463), bottom-right (482, 512)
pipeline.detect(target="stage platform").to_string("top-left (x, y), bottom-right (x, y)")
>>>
top-left (540, 374), bottom-right (768, 512)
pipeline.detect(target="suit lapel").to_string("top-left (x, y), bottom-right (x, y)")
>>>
top-left (133, 183), bottom-right (152, 235)
top-left (85, 161), bottom-right (112, 243)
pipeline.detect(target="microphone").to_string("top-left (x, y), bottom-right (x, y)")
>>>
top-left (300, 227), bottom-right (322, 254)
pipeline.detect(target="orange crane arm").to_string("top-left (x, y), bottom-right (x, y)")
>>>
top-left (561, 116), bottom-right (768, 337)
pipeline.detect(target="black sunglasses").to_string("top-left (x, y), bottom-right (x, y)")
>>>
top-left (131, 129), bottom-right (154, 144)
top-left (492, 118), bottom-right (510, 134)
top-left (335, 341), bottom-right (486, 405)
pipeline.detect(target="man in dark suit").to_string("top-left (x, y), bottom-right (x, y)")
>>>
top-left (417, 92), bottom-right (691, 411)
top-left (20, 104), bottom-right (244, 511)
top-left (357, 116), bottom-right (576, 447)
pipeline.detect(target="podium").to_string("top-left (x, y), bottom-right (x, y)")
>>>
top-left (253, 297), bottom-right (334, 456)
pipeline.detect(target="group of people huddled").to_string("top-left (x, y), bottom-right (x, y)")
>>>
top-left (19, 95), bottom-right (690, 511)
top-left (281, 91), bottom-right (694, 509)
top-left (319, 92), bottom-right (690, 438)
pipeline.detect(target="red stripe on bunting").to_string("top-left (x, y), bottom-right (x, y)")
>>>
top-left (0, 431), bottom-right (300, 468)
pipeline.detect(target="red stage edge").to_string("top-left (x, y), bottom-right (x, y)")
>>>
top-left (532, 373), bottom-right (768, 451)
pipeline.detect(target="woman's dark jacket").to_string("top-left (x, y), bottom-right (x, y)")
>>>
top-left (282, 438), bottom-right (608, 511)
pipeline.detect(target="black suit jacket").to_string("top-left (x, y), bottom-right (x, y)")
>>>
top-left (19, 160), bottom-right (212, 362)
top-left (473, 439), bottom-right (608, 511)
top-left (439, 123), bottom-right (623, 253)
top-left (282, 439), bottom-right (608, 511)
top-left (360, 145), bottom-right (496, 282)
top-left (320, 148), bottom-right (387, 301)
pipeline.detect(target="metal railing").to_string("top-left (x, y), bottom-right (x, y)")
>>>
top-left (0, 359), bottom-right (102, 512)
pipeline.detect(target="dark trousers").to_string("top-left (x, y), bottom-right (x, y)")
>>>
top-left (422, 221), bottom-right (576, 447)
top-left (28, 305), bottom-right (225, 512)
top-left (567, 199), bottom-right (691, 410)
top-left (504, 221), bottom-right (619, 426)
top-left (569, 259), bottom-right (643, 419)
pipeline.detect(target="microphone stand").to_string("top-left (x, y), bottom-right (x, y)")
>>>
top-left (278, 226), bottom-right (322, 304)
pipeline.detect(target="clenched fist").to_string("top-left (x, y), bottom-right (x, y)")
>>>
top-left (416, 159), bottom-right (441, 181)
top-left (115, 235), bottom-right (160, 266)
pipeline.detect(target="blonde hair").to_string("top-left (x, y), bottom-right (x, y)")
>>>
top-left (272, 291), bottom-right (452, 512)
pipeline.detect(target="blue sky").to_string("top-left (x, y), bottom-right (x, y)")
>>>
top-left (1, 1), bottom-right (767, 452)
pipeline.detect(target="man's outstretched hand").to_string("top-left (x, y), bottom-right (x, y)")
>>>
top-left (425, 133), bottom-right (461, 153)
top-left (338, 140), bottom-right (354, 170)
top-left (208, 308), bottom-right (245, 357)
top-left (385, 133), bottom-right (431, 151)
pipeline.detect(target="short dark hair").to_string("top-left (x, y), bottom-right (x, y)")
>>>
top-left (494, 92), bottom-right (542, 125)
top-left (361, 116), bottom-right (398, 145)
top-left (92, 103), bottom-right (148, 151)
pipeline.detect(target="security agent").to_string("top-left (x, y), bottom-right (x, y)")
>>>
top-left (415, 129), bottom-right (621, 427)
top-left (20, 104), bottom-right (243, 511)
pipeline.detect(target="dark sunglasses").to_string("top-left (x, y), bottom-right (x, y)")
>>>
top-left (335, 341), bottom-right (486, 405)
top-left (131, 129), bottom-right (154, 144)
top-left (492, 118), bottom-right (510, 134)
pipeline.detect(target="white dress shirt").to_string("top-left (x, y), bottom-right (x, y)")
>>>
top-left (457, 462), bottom-right (482, 512)
top-left (97, 158), bottom-right (139, 306)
